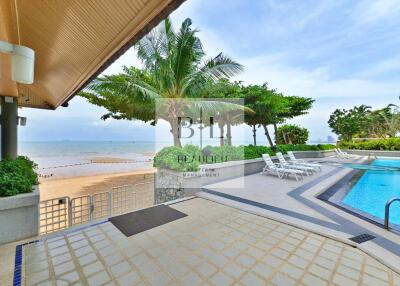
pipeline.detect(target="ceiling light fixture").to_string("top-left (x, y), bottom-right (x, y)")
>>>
top-left (0, 40), bottom-right (35, 84)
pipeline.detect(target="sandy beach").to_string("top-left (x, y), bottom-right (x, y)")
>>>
top-left (19, 141), bottom-right (158, 203)
top-left (39, 169), bottom-right (155, 201)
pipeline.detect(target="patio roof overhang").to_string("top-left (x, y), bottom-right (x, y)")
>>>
top-left (0, 0), bottom-right (185, 109)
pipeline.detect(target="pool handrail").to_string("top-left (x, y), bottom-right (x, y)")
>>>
top-left (384, 197), bottom-right (400, 230)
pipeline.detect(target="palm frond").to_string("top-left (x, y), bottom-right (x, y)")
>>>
top-left (173, 18), bottom-right (204, 89)
top-left (181, 53), bottom-right (243, 95)
top-left (202, 53), bottom-right (244, 80)
top-left (84, 73), bottom-right (161, 101)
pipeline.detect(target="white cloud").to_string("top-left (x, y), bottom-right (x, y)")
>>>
top-left (354, 0), bottom-right (400, 25)
top-left (233, 53), bottom-right (400, 99)
top-left (259, 1), bottom-right (338, 35)
top-left (358, 56), bottom-right (400, 78)
top-left (20, 0), bottom-right (400, 142)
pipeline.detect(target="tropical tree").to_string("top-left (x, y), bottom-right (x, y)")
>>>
top-left (273, 96), bottom-right (314, 144)
top-left (366, 104), bottom-right (400, 138)
top-left (328, 105), bottom-right (371, 141)
top-left (243, 84), bottom-right (286, 147)
top-left (201, 80), bottom-right (250, 146)
top-left (80, 18), bottom-right (243, 147)
top-left (383, 105), bottom-right (400, 137)
top-left (277, 124), bottom-right (309, 144)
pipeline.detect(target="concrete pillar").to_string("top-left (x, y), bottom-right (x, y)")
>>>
top-left (0, 96), bottom-right (18, 160)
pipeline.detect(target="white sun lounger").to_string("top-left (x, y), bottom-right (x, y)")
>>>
top-left (338, 148), bottom-right (355, 158)
top-left (287, 151), bottom-right (323, 171)
top-left (335, 148), bottom-right (351, 159)
top-left (261, 154), bottom-right (304, 181)
top-left (276, 152), bottom-right (316, 175)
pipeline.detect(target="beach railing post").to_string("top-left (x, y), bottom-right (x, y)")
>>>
top-left (133, 191), bottom-right (137, 210)
top-left (67, 197), bottom-right (72, 228)
top-left (108, 192), bottom-right (113, 217)
top-left (89, 196), bottom-right (94, 221)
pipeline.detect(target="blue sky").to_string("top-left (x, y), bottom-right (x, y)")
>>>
top-left (20, 0), bottom-right (400, 143)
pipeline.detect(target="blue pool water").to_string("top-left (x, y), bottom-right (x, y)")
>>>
top-left (343, 159), bottom-right (400, 225)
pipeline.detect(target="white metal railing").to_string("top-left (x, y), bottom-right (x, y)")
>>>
top-left (111, 185), bottom-right (137, 216)
top-left (70, 195), bottom-right (91, 226)
top-left (39, 197), bottom-right (70, 235)
top-left (39, 181), bottom-right (153, 235)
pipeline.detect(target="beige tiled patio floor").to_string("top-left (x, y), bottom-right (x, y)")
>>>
top-left (17, 198), bottom-right (400, 285)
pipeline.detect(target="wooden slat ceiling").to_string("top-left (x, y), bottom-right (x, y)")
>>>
top-left (0, 0), bottom-right (184, 109)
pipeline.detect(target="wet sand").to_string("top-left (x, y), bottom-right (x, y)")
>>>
top-left (39, 170), bottom-right (155, 201)
top-left (35, 154), bottom-right (154, 180)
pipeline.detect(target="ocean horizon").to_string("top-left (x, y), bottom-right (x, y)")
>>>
top-left (19, 140), bottom-right (333, 158)
top-left (19, 140), bottom-right (161, 158)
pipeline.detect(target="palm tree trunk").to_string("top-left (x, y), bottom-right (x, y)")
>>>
top-left (170, 121), bottom-right (182, 148)
top-left (252, 125), bottom-right (257, 146)
top-left (262, 124), bottom-right (274, 147)
top-left (219, 125), bottom-right (225, 146)
top-left (226, 122), bottom-right (232, 146)
top-left (273, 123), bottom-right (279, 144)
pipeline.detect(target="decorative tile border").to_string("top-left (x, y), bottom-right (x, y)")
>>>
top-left (13, 240), bottom-right (39, 286)
top-left (13, 244), bottom-right (22, 286)
top-left (13, 220), bottom-right (107, 286)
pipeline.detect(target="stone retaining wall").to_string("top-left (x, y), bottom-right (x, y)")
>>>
top-left (154, 150), bottom-right (334, 204)
top-left (344, 149), bottom-right (400, 157)
top-left (0, 186), bottom-right (40, 244)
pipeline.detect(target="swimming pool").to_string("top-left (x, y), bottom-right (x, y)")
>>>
top-left (343, 159), bottom-right (400, 225)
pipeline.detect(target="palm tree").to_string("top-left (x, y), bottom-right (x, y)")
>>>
top-left (368, 104), bottom-right (400, 138)
top-left (81, 18), bottom-right (243, 147)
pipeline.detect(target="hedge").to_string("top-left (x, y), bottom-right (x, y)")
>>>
top-left (154, 144), bottom-right (335, 171)
top-left (338, 138), bottom-right (400, 151)
top-left (0, 156), bottom-right (39, 197)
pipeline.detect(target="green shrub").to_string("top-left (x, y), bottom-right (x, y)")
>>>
top-left (243, 145), bottom-right (274, 159)
top-left (276, 124), bottom-right (309, 144)
top-left (317, 144), bottom-right (336, 150)
top-left (276, 144), bottom-right (335, 153)
top-left (243, 144), bottom-right (335, 158)
top-left (153, 145), bottom-right (201, 172)
top-left (338, 138), bottom-right (400, 151)
top-left (205, 145), bottom-right (245, 162)
top-left (154, 145), bottom-right (246, 171)
top-left (154, 144), bottom-right (335, 171)
top-left (0, 156), bottom-right (38, 197)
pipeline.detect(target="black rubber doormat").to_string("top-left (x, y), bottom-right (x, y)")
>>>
top-left (349, 233), bottom-right (376, 244)
top-left (108, 205), bottom-right (188, 237)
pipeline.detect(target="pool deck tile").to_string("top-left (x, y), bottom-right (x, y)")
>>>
top-left (1, 198), bottom-right (399, 285)
top-left (200, 156), bottom-right (400, 273)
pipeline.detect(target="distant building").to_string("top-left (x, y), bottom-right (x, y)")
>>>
top-left (327, 135), bottom-right (336, 143)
